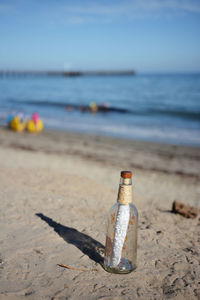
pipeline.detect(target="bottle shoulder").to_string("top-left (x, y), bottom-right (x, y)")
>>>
top-left (129, 203), bottom-right (138, 217)
top-left (109, 202), bottom-right (118, 213)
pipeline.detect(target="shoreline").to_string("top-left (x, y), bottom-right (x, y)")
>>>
top-left (0, 125), bottom-right (199, 178)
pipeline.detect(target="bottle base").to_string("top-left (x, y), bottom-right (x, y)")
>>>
top-left (102, 260), bottom-right (136, 274)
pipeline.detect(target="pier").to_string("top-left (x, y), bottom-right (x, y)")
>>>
top-left (0, 70), bottom-right (135, 77)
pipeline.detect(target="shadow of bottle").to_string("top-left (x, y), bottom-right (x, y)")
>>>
top-left (36, 213), bottom-right (105, 265)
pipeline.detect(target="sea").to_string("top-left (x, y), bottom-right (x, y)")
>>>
top-left (0, 73), bottom-right (200, 146)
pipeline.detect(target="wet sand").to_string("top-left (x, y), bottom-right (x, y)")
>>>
top-left (0, 126), bottom-right (199, 300)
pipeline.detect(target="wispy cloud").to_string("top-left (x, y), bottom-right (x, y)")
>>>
top-left (161, 0), bottom-right (200, 13)
top-left (56, 0), bottom-right (200, 24)
top-left (0, 0), bottom-right (200, 24)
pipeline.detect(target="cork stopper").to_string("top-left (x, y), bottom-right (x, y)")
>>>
top-left (121, 171), bottom-right (132, 179)
top-left (118, 171), bottom-right (132, 204)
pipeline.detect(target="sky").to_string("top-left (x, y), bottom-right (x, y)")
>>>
top-left (0, 0), bottom-right (200, 73)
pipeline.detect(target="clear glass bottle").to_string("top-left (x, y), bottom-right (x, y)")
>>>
top-left (103, 171), bottom-right (138, 274)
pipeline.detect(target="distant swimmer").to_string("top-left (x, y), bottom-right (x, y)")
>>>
top-left (64, 105), bottom-right (74, 112)
top-left (89, 102), bottom-right (98, 113)
top-left (100, 102), bottom-right (109, 112)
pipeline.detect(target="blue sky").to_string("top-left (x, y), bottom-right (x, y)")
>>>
top-left (0, 0), bottom-right (200, 72)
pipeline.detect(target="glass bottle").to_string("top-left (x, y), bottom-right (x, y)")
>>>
top-left (103, 171), bottom-right (138, 274)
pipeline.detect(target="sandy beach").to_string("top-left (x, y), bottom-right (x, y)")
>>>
top-left (0, 126), bottom-right (199, 300)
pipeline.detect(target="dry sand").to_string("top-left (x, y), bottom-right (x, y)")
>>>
top-left (0, 126), bottom-right (199, 300)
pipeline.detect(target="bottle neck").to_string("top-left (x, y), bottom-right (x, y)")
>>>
top-left (120, 177), bottom-right (132, 185)
top-left (117, 177), bottom-right (132, 205)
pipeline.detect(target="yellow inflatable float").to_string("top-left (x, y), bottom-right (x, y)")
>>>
top-left (9, 116), bottom-right (27, 132)
top-left (26, 113), bottom-right (43, 133)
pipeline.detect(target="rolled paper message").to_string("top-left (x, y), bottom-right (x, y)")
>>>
top-left (110, 172), bottom-right (132, 266)
top-left (110, 204), bottom-right (130, 266)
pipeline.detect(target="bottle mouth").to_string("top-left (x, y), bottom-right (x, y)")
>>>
top-left (121, 171), bottom-right (132, 179)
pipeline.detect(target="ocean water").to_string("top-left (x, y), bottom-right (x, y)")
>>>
top-left (0, 73), bottom-right (200, 146)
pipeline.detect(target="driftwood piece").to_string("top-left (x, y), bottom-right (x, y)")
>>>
top-left (172, 200), bottom-right (199, 219)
